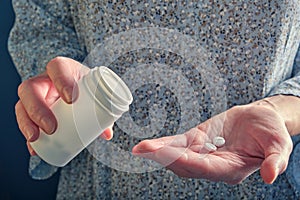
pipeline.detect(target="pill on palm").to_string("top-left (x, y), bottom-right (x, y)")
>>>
top-left (213, 136), bottom-right (225, 147)
top-left (204, 142), bottom-right (217, 152)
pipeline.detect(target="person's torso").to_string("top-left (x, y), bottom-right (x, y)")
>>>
top-left (57, 1), bottom-right (300, 199)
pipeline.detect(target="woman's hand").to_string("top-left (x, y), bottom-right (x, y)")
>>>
top-left (132, 103), bottom-right (293, 184)
top-left (15, 57), bottom-right (113, 155)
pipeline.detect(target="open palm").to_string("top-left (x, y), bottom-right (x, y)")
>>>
top-left (132, 104), bottom-right (293, 184)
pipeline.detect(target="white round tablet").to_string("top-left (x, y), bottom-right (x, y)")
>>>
top-left (204, 142), bottom-right (217, 152)
top-left (213, 136), bottom-right (225, 147)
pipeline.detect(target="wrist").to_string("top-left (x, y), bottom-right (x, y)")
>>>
top-left (253, 95), bottom-right (299, 136)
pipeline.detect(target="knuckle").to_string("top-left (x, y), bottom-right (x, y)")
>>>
top-left (231, 105), bottom-right (242, 112)
top-left (17, 79), bottom-right (31, 97)
top-left (17, 77), bottom-right (40, 98)
top-left (14, 101), bottom-right (22, 113)
top-left (27, 104), bottom-right (43, 124)
top-left (15, 102), bottom-right (26, 124)
top-left (47, 56), bottom-right (66, 71)
top-left (49, 56), bottom-right (66, 64)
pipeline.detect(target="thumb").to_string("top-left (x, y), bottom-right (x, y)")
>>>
top-left (260, 153), bottom-right (288, 184)
top-left (46, 57), bottom-right (87, 103)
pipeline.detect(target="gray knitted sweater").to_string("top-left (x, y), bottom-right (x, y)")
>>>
top-left (9, 0), bottom-right (300, 199)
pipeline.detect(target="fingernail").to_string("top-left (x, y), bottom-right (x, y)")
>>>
top-left (102, 133), bottom-right (110, 140)
top-left (24, 126), bottom-right (35, 141)
top-left (63, 86), bottom-right (73, 103)
top-left (269, 164), bottom-right (281, 184)
top-left (41, 117), bottom-right (55, 134)
top-left (28, 144), bottom-right (37, 156)
top-left (29, 148), bottom-right (37, 156)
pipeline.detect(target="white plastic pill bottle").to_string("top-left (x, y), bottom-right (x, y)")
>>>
top-left (30, 66), bottom-right (133, 167)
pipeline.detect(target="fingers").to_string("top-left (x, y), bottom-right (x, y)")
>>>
top-left (15, 101), bottom-right (40, 141)
top-left (26, 141), bottom-right (37, 156)
top-left (132, 135), bottom-right (188, 168)
top-left (100, 127), bottom-right (114, 140)
top-left (166, 150), bottom-right (210, 178)
top-left (17, 77), bottom-right (57, 134)
top-left (133, 139), bottom-right (211, 179)
top-left (132, 139), bottom-right (166, 154)
top-left (16, 57), bottom-right (90, 155)
top-left (134, 143), bottom-right (187, 167)
top-left (197, 112), bottom-right (227, 139)
top-left (132, 133), bottom-right (197, 169)
top-left (46, 57), bottom-right (88, 103)
top-left (15, 100), bottom-right (38, 156)
top-left (132, 134), bottom-right (188, 154)
top-left (131, 128), bottom-right (209, 171)
top-left (17, 57), bottom-right (88, 136)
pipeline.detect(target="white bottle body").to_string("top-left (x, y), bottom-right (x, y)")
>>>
top-left (30, 67), bottom-right (132, 167)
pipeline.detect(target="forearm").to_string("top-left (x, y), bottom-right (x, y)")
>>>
top-left (255, 94), bottom-right (300, 136)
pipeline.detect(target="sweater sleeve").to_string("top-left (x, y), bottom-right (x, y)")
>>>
top-left (8, 0), bottom-right (86, 81)
top-left (268, 44), bottom-right (300, 98)
top-left (8, 0), bottom-right (86, 180)
top-left (268, 44), bottom-right (300, 197)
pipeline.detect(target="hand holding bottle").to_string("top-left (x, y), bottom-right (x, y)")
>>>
top-left (15, 57), bottom-right (114, 156)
